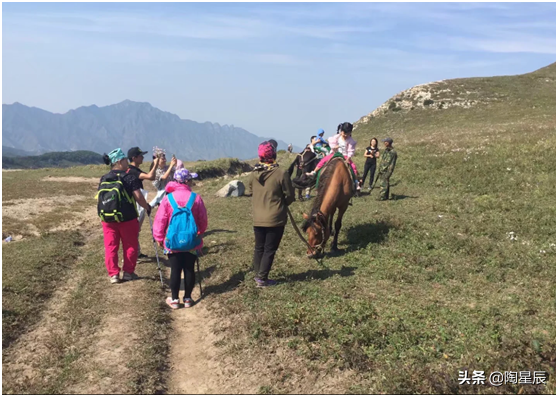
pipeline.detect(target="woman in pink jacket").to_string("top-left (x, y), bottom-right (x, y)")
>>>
top-left (309, 122), bottom-right (359, 178)
top-left (153, 168), bottom-right (208, 309)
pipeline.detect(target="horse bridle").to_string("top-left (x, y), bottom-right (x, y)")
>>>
top-left (309, 210), bottom-right (328, 253)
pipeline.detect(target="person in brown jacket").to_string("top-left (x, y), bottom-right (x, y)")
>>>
top-left (248, 140), bottom-right (295, 287)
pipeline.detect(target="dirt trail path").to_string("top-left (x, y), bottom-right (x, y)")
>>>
top-left (164, 252), bottom-right (357, 394)
top-left (65, 274), bottom-right (151, 394)
top-left (169, 300), bottom-right (232, 394)
top-left (167, 289), bottom-right (356, 394)
top-left (2, 271), bottom-right (84, 391)
top-left (167, 287), bottom-right (262, 394)
top-left (3, 179), bottom-right (167, 394)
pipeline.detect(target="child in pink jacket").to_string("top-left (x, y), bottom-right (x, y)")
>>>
top-left (153, 168), bottom-right (208, 309)
top-left (309, 122), bottom-right (359, 178)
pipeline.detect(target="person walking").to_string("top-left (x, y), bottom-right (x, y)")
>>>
top-left (361, 138), bottom-right (380, 190)
top-left (97, 148), bottom-right (152, 284)
top-left (377, 137), bottom-right (398, 201)
top-left (152, 168), bottom-right (208, 309)
top-left (248, 140), bottom-right (295, 287)
top-left (127, 147), bottom-right (160, 259)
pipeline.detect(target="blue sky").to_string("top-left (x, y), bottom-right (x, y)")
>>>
top-left (3, 2), bottom-right (556, 146)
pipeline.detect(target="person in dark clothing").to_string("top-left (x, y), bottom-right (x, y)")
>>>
top-left (248, 141), bottom-right (295, 287)
top-left (288, 145), bottom-right (318, 200)
top-left (361, 138), bottom-right (380, 190)
top-left (127, 147), bottom-right (160, 258)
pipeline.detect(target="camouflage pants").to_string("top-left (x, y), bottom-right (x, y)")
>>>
top-left (378, 174), bottom-right (390, 200)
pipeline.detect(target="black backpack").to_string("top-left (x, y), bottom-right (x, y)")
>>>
top-left (96, 172), bottom-right (138, 222)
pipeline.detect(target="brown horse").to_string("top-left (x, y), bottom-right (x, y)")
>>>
top-left (301, 156), bottom-right (354, 258)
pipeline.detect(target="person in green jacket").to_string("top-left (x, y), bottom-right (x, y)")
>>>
top-left (248, 140), bottom-right (295, 287)
top-left (377, 137), bottom-right (398, 201)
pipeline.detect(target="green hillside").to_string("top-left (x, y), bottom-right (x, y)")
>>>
top-left (2, 150), bottom-right (104, 169)
top-left (352, 63), bottom-right (555, 145)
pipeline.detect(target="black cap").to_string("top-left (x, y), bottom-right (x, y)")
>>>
top-left (383, 137), bottom-right (393, 144)
top-left (267, 139), bottom-right (278, 150)
top-left (127, 147), bottom-right (148, 159)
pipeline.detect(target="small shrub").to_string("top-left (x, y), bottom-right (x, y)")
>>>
top-left (423, 99), bottom-right (434, 106)
top-left (388, 101), bottom-right (397, 110)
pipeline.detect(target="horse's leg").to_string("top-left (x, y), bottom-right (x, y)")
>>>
top-left (331, 205), bottom-right (348, 251)
top-left (327, 211), bottom-right (335, 249)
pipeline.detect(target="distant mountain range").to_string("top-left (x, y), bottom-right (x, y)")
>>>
top-left (2, 100), bottom-right (297, 161)
top-left (2, 145), bottom-right (35, 157)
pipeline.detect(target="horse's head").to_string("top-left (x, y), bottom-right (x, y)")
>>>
top-left (302, 211), bottom-right (330, 258)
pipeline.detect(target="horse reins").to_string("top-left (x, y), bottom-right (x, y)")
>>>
top-left (286, 207), bottom-right (324, 266)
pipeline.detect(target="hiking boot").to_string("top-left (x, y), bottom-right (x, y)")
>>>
top-left (255, 278), bottom-right (278, 288)
top-left (137, 253), bottom-right (148, 262)
top-left (166, 297), bottom-right (179, 310)
top-left (122, 272), bottom-right (138, 281)
top-left (110, 275), bottom-right (121, 284)
top-left (183, 298), bottom-right (194, 308)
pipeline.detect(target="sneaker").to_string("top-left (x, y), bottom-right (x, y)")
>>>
top-left (122, 272), bottom-right (138, 281)
top-left (183, 298), bottom-right (194, 308)
top-left (110, 275), bottom-right (121, 284)
top-left (305, 194), bottom-right (311, 200)
top-left (166, 297), bottom-right (179, 309)
top-left (368, 186), bottom-right (372, 191)
top-left (255, 278), bottom-right (278, 288)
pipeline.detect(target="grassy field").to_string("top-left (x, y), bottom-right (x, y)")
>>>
top-left (2, 63), bottom-right (555, 394)
top-left (187, 64), bottom-right (556, 393)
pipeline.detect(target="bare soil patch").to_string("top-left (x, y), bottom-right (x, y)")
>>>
top-left (41, 176), bottom-right (99, 184)
top-left (2, 195), bottom-right (86, 221)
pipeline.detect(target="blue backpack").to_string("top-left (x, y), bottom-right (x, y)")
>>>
top-left (165, 193), bottom-right (201, 251)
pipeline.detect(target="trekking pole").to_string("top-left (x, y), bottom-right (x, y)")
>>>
top-left (147, 214), bottom-right (164, 286)
top-left (196, 257), bottom-right (203, 298)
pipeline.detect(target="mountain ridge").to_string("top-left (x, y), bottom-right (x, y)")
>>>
top-left (2, 100), bottom-right (297, 161)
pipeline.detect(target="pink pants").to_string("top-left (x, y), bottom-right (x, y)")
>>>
top-left (102, 219), bottom-right (140, 277)
top-left (315, 153), bottom-right (358, 175)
